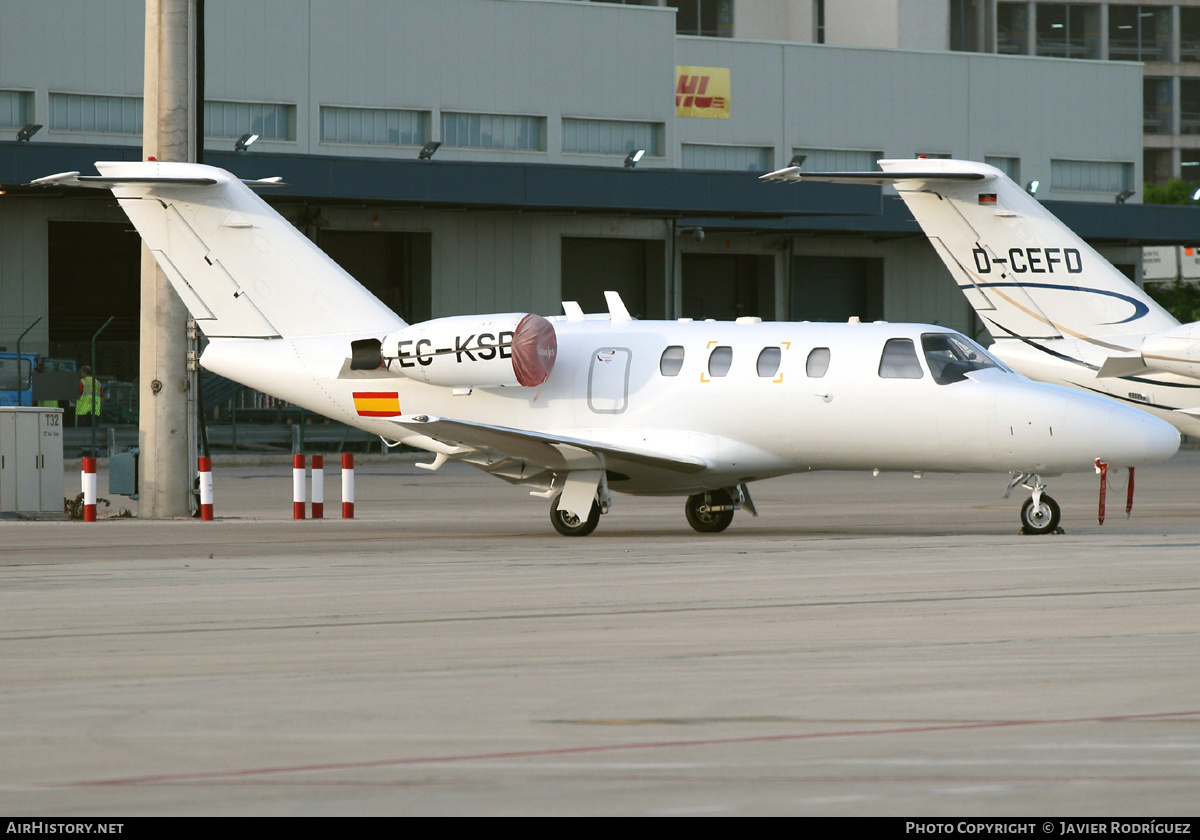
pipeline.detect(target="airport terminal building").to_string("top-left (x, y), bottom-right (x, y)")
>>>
top-left (0, 0), bottom-right (1191, 382)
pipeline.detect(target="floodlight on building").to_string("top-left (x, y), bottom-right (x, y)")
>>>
top-left (1115, 189), bottom-right (1135, 204)
top-left (16, 124), bottom-right (42, 142)
top-left (624, 149), bottom-right (645, 168)
top-left (418, 141), bottom-right (441, 160)
top-left (234, 133), bottom-right (259, 152)
top-left (1025, 179), bottom-right (1040, 196)
top-left (788, 154), bottom-right (807, 169)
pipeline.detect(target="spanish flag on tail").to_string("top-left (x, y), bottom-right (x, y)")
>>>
top-left (353, 391), bottom-right (401, 417)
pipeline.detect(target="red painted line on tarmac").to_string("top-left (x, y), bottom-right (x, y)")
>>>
top-left (46, 710), bottom-right (1200, 788)
top-left (46, 709), bottom-right (1200, 788)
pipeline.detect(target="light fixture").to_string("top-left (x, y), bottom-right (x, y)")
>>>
top-left (1191, 187), bottom-right (1200, 202)
top-left (1115, 189), bottom-right (1135, 204)
top-left (234, 133), bottom-right (259, 152)
top-left (788, 153), bottom-right (807, 169)
top-left (1025, 179), bottom-right (1040, 196)
top-left (16, 124), bottom-right (42, 142)
top-left (418, 141), bottom-right (441, 160)
top-left (624, 149), bottom-right (645, 168)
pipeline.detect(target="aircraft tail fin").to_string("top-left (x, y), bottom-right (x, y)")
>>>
top-left (38, 162), bottom-right (405, 341)
top-left (763, 158), bottom-right (1178, 341)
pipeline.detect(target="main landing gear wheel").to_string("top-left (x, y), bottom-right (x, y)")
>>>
top-left (550, 494), bottom-right (601, 537)
top-left (1020, 494), bottom-right (1061, 535)
top-left (685, 489), bottom-right (735, 534)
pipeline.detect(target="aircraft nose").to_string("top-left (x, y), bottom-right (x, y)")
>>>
top-left (1097, 403), bottom-right (1180, 466)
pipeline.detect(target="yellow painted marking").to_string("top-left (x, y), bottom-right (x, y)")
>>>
top-left (700, 373), bottom-right (710, 383)
top-left (706, 340), bottom-right (718, 348)
top-left (774, 373), bottom-right (784, 383)
top-left (781, 341), bottom-right (792, 349)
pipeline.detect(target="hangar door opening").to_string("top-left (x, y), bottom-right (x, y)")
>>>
top-left (791, 256), bottom-right (883, 322)
top-left (561, 238), bottom-right (665, 320)
top-left (47, 222), bottom-right (141, 383)
top-left (681, 254), bottom-right (774, 321)
top-left (320, 231), bottom-right (432, 324)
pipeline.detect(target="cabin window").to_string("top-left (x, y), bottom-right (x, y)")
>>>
top-left (806, 347), bottom-right (830, 378)
top-left (660, 345), bottom-right (685, 376)
top-left (756, 347), bottom-right (781, 377)
top-left (878, 338), bottom-right (924, 379)
top-left (708, 345), bottom-right (733, 377)
top-left (921, 332), bottom-right (1003, 385)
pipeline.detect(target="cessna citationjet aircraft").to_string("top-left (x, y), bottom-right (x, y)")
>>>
top-left (34, 162), bottom-right (1179, 535)
top-left (762, 158), bottom-right (1200, 439)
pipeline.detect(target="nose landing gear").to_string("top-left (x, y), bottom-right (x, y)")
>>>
top-left (1006, 473), bottom-right (1063, 535)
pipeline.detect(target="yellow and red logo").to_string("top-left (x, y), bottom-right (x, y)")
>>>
top-left (675, 66), bottom-right (730, 119)
top-left (353, 391), bottom-right (401, 417)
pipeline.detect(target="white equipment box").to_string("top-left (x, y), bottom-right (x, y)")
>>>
top-left (0, 407), bottom-right (65, 515)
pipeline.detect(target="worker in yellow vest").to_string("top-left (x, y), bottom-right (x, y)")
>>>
top-left (76, 366), bottom-right (102, 427)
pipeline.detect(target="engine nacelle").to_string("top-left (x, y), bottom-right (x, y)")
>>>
top-left (1140, 322), bottom-right (1200, 379)
top-left (381, 313), bottom-right (557, 388)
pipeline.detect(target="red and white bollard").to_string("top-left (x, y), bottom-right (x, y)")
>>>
top-left (311, 454), bottom-right (324, 519)
top-left (341, 453), bottom-right (355, 519)
top-left (293, 453), bottom-right (306, 519)
top-left (198, 456), bottom-right (214, 521)
top-left (81, 456), bottom-right (97, 522)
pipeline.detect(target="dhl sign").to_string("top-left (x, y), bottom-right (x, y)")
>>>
top-left (675, 66), bottom-right (730, 119)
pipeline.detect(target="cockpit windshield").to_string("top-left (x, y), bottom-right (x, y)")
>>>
top-left (921, 332), bottom-right (1005, 385)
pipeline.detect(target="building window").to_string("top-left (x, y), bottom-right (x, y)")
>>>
top-left (49, 93), bottom-right (142, 134)
top-left (1181, 80), bottom-right (1200, 136)
top-left (0, 90), bottom-right (31, 128)
top-left (320, 106), bottom-right (429, 146)
top-left (668, 0), bottom-right (733, 38)
top-left (562, 118), bottom-right (662, 156)
top-left (1182, 8), bottom-right (1200, 62)
top-left (1109, 5), bottom-right (1171, 62)
top-left (1050, 159), bottom-right (1133, 193)
top-left (792, 148), bottom-right (882, 172)
top-left (1146, 77), bottom-right (1174, 135)
top-left (442, 112), bottom-right (545, 151)
top-left (1036, 4), bottom-right (1100, 59)
top-left (681, 144), bottom-right (771, 172)
top-left (997, 2), bottom-right (1031, 55)
top-left (984, 156), bottom-right (1020, 181)
top-left (204, 101), bottom-right (295, 140)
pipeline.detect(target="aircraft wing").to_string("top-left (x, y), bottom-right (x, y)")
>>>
top-left (760, 166), bottom-right (988, 184)
top-left (388, 415), bottom-right (709, 475)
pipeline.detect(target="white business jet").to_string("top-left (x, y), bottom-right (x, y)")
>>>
top-left (762, 158), bottom-right (1200, 438)
top-left (34, 162), bottom-right (1179, 535)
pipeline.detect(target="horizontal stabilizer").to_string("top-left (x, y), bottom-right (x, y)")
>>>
top-left (30, 171), bottom-right (286, 189)
top-left (389, 415), bottom-right (708, 475)
top-left (761, 167), bottom-right (987, 185)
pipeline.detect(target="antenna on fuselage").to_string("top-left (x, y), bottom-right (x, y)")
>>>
top-left (604, 291), bottom-right (633, 322)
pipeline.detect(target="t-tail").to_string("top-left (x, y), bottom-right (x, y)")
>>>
top-left (32, 162), bottom-right (405, 342)
top-left (763, 158), bottom-right (1179, 344)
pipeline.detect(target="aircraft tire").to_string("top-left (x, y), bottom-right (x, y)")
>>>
top-left (685, 489), bottom-right (735, 534)
top-left (550, 494), bottom-right (601, 537)
top-left (1019, 494), bottom-right (1061, 535)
